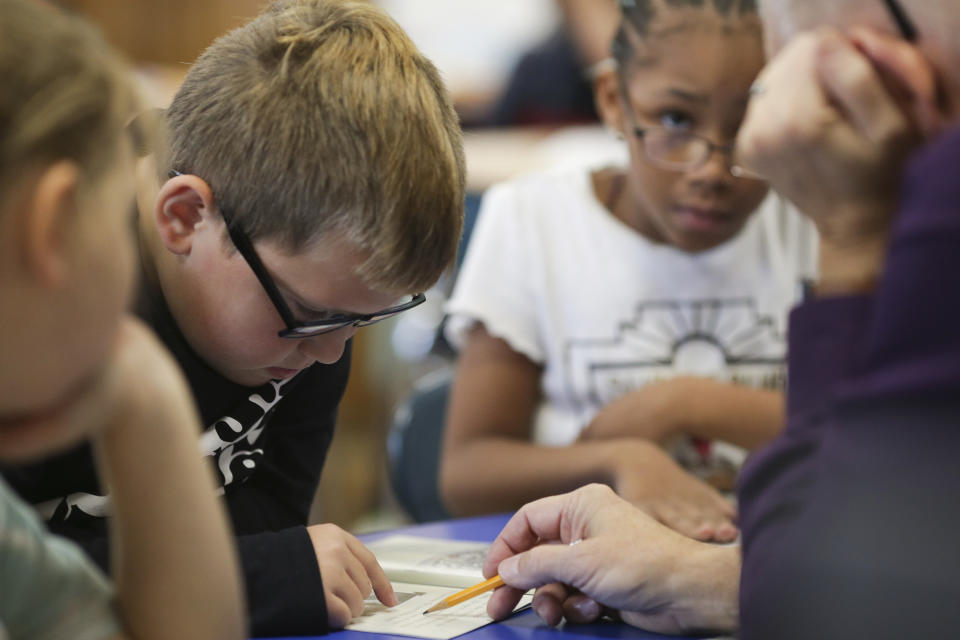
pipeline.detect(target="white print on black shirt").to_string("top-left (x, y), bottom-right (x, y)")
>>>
top-left (199, 377), bottom-right (297, 492)
top-left (49, 375), bottom-right (300, 523)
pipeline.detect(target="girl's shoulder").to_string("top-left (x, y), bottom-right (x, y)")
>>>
top-left (480, 165), bottom-right (608, 226)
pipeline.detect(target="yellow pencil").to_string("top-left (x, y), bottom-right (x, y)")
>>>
top-left (423, 575), bottom-right (505, 614)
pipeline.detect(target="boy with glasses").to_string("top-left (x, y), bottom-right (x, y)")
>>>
top-left (4, 0), bottom-right (465, 636)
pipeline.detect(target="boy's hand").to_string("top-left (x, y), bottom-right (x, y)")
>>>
top-left (0, 316), bottom-right (182, 462)
top-left (612, 441), bottom-right (738, 543)
top-left (307, 523), bottom-right (398, 628)
top-left (484, 484), bottom-right (740, 635)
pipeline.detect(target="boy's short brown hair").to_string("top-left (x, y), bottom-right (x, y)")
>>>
top-left (0, 0), bottom-right (138, 199)
top-left (164, 0), bottom-right (465, 292)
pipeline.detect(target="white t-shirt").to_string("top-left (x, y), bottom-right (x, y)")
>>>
top-left (0, 477), bottom-right (119, 640)
top-left (446, 167), bottom-right (818, 463)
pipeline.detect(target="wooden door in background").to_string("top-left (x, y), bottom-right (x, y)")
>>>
top-left (60, 0), bottom-right (265, 65)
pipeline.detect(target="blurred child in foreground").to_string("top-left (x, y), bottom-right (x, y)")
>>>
top-left (0, 1), bottom-right (244, 638)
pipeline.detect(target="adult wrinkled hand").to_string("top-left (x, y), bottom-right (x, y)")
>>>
top-left (737, 27), bottom-right (939, 253)
top-left (484, 484), bottom-right (740, 635)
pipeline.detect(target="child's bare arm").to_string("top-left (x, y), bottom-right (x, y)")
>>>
top-left (93, 319), bottom-right (245, 640)
top-left (581, 378), bottom-right (784, 450)
top-left (441, 325), bottom-right (736, 542)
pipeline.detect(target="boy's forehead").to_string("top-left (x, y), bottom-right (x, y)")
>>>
top-left (259, 233), bottom-right (367, 273)
top-left (255, 235), bottom-right (404, 305)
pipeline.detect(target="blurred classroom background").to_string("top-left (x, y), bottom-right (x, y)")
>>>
top-left (59, 0), bottom-right (623, 532)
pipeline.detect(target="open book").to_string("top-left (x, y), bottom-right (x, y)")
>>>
top-left (346, 535), bottom-right (533, 639)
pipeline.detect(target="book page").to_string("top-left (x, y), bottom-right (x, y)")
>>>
top-left (347, 582), bottom-right (532, 640)
top-left (367, 535), bottom-right (491, 588)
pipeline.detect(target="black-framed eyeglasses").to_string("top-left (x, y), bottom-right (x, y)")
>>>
top-left (168, 171), bottom-right (425, 339)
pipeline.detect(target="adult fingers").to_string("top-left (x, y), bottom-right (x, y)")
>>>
top-left (561, 593), bottom-right (604, 624)
top-left (485, 486), bottom-right (615, 577)
top-left (486, 584), bottom-right (527, 621)
top-left (532, 583), bottom-right (570, 627)
top-left (847, 26), bottom-right (944, 138)
top-left (497, 542), bottom-right (582, 591)
top-left (736, 31), bottom-right (826, 170)
top-left (484, 493), bottom-right (566, 577)
top-left (813, 29), bottom-right (911, 147)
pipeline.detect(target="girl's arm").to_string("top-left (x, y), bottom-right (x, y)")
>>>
top-left (440, 324), bottom-right (737, 542)
top-left (581, 378), bottom-right (785, 450)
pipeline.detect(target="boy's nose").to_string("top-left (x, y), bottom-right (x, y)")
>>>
top-left (297, 326), bottom-right (357, 365)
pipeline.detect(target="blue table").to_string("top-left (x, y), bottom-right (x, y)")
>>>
top-left (261, 514), bottom-right (707, 640)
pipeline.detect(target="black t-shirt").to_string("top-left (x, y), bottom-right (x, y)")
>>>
top-left (3, 275), bottom-right (352, 636)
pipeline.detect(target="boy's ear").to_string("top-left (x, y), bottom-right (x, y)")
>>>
top-left (154, 174), bottom-right (216, 256)
top-left (593, 69), bottom-right (628, 138)
top-left (21, 160), bottom-right (81, 287)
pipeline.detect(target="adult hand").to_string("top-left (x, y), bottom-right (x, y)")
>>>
top-left (737, 27), bottom-right (941, 292)
top-left (307, 523), bottom-right (398, 627)
top-left (484, 484), bottom-right (740, 635)
top-left (612, 441), bottom-right (738, 542)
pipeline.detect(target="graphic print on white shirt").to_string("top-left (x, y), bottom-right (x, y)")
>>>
top-left (446, 167), bottom-right (818, 450)
top-left (566, 297), bottom-right (786, 410)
